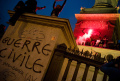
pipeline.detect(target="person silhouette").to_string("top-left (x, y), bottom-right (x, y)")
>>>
top-left (0, 24), bottom-right (5, 39)
top-left (25, 0), bottom-right (46, 14)
top-left (51, 0), bottom-right (67, 17)
top-left (100, 56), bottom-right (120, 81)
top-left (25, 0), bottom-right (37, 13)
top-left (7, 0), bottom-right (46, 26)
top-left (7, 0), bottom-right (25, 26)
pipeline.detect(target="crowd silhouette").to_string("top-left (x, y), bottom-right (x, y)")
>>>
top-left (7, 0), bottom-right (67, 26)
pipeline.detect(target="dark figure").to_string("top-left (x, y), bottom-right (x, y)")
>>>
top-left (7, 1), bottom-right (25, 26)
top-left (51, 0), bottom-right (67, 17)
top-left (102, 35), bottom-right (108, 48)
top-left (7, 0), bottom-right (46, 26)
top-left (25, 0), bottom-right (46, 14)
top-left (0, 24), bottom-right (5, 39)
top-left (25, 0), bottom-right (46, 13)
top-left (25, 0), bottom-right (37, 14)
top-left (117, 40), bottom-right (120, 50)
top-left (100, 56), bottom-right (120, 81)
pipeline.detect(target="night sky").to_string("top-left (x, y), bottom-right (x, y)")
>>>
top-left (0, 0), bottom-right (95, 31)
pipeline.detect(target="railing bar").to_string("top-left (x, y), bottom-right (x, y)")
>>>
top-left (92, 67), bottom-right (99, 81)
top-left (63, 51), bottom-right (104, 67)
top-left (82, 64), bottom-right (90, 81)
top-left (102, 73), bottom-right (107, 81)
top-left (71, 62), bottom-right (81, 81)
top-left (55, 48), bottom-right (107, 81)
top-left (62, 59), bottom-right (72, 81)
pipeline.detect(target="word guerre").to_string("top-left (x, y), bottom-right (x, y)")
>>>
top-left (0, 37), bottom-right (52, 73)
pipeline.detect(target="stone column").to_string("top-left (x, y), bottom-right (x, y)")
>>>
top-left (118, 15), bottom-right (120, 40)
top-left (94, 0), bottom-right (118, 7)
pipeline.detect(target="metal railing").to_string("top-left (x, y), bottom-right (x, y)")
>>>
top-left (43, 43), bottom-right (108, 81)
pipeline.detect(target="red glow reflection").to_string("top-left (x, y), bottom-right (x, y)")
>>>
top-left (80, 21), bottom-right (108, 29)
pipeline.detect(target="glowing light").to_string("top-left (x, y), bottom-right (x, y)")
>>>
top-left (87, 29), bottom-right (92, 37)
top-left (115, 6), bottom-right (120, 10)
top-left (80, 7), bottom-right (84, 10)
top-left (76, 29), bottom-right (93, 45)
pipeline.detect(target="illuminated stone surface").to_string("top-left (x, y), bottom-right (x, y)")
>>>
top-left (80, 0), bottom-right (119, 14)
top-left (0, 11), bottom-right (77, 81)
top-left (94, 0), bottom-right (118, 7)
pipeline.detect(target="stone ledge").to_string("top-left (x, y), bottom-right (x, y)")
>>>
top-left (8, 10), bottom-right (78, 50)
top-left (75, 14), bottom-right (120, 20)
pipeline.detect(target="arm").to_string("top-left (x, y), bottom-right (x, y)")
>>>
top-left (35, 6), bottom-right (46, 12)
top-left (53, 1), bottom-right (56, 9)
top-left (36, 6), bottom-right (46, 10)
top-left (61, 0), bottom-right (66, 9)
